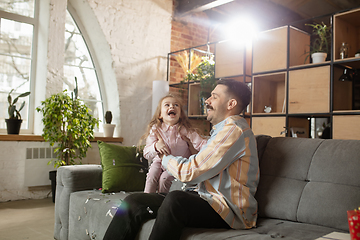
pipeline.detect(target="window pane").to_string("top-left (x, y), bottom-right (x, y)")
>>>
top-left (0, 18), bottom-right (33, 57)
top-left (0, 17), bottom-right (32, 130)
top-left (0, 0), bottom-right (35, 18)
top-left (64, 12), bottom-right (94, 68)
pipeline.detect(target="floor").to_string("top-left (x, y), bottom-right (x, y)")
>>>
top-left (0, 198), bottom-right (55, 240)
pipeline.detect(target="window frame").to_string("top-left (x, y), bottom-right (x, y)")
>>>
top-left (0, 1), bottom-right (39, 134)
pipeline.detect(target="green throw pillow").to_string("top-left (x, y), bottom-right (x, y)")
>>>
top-left (98, 141), bottom-right (147, 193)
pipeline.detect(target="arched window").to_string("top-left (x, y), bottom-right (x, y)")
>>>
top-left (63, 9), bottom-right (103, 130)
top-left (0, 1), bottom-right (106, 134)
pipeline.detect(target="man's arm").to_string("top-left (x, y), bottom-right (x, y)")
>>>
top-left (162, 122), bottom-right (249, 184)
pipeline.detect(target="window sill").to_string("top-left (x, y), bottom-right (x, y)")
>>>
top-left (0, 134), bottom-right (123, 143)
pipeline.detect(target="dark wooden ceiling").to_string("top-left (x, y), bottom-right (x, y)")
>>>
top-left (175, 0), bottom-right (360, 31)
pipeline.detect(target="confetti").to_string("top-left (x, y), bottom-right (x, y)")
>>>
top-left (84, 207), bottom-right (87, 214)
top-left (86, 229), bottom-right (89, 235)
top-left (147, 207), bottom-right (153, 214)
top-left (113, 159), bottom-right (116, 166)
top-left (139, 169), bottom-right (144, 173)
top-left (78, 216), bottom-right (81, 221)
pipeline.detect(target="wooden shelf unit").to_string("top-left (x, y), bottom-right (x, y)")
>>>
top-left (166, 7), bottom-right (360, 140)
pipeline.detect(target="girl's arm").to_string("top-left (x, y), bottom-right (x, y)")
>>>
top-left (143, 128), bottom-right (171, 161)
top-left (143, 129), bottom-right (159, 161)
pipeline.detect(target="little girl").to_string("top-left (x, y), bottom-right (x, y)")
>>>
top-left (140, 94), bottom-right (207, 193)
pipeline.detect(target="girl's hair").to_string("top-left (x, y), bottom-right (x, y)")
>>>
top-left (137, 94), bottom-right (200, 148)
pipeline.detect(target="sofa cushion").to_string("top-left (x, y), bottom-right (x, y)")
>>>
top-left (98, 141), bottom-right (147, 193)
top-left (69, 190), bottom-right (131, 240)
top-left (256, 137), bottom-right (324, 221)
top-left (297, 139), bottom-right (360, 231)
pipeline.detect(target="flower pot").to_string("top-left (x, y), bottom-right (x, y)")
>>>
top-left (311, 52), bottom-right (327, 63)
top-left (5, 119), bottom-right (23, 134)
top-left (103, 124), bottom-right (116, 137)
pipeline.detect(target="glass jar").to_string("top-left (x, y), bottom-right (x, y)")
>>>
top-left (340, 42), bottom-right (349, 59)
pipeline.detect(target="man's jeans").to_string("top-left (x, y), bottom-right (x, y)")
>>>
top-left (103, 190), bottom-right (230, 240)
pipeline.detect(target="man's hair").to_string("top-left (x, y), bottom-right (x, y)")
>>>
top-left (217, 79), bottom-right (251, 113)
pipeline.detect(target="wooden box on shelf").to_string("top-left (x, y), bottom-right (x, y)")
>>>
top-left (215, 40), bottom-right (251, 78)
top-left (334, 7), bottom-right (360, 61)
top-left (252, 72), bottom-right (286, 114)
top-left (289, 26), bottom-right (310, 67)
top-left (333, 115), bottom-right (360, 140)
top-left (251, 116), bottom-right (286, 137)
top-left (188, 83), bottom-right (206, 117)
top-left (288, 66), bottom-right (330, 114)
top-left (253, 26), bottom-right (287, 73)
top-left (288, 117), bottom-right (310, 138)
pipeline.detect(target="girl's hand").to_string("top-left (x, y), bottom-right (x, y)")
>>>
top-left (154, 129), bottom-right (170, 156)
top-left (182, 135), bottom-right (198, 155)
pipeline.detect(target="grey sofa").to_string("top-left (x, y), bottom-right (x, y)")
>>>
top-left (54, 136), bottom-right (360, 240)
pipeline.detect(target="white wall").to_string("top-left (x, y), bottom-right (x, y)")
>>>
top-left (0, 0), bottom-right (173, 202)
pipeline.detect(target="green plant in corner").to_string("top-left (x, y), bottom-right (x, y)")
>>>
top-left (36, 77), bottom-right (100, 168)
top-left (304, 22), bottom-right (331, 63)
top-left (7, 89), bottom-right (30, 120)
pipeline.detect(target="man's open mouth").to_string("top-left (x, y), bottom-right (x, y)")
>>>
top-left (206, 104), bottom-right (213, 110)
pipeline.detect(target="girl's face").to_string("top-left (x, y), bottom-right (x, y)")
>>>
top-left (159, 97), bottom-right (181, 126)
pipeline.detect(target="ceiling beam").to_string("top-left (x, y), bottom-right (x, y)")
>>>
top-left (176, 0), bottom-right (235, 17)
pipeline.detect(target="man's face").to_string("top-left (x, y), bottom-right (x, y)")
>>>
top-left (205, 84), bottom-right (230, 125)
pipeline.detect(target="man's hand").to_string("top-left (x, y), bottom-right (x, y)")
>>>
top-left (181, 135), bottom-right (198, 155)
top-left (154, 129), bottom-right (170, 158)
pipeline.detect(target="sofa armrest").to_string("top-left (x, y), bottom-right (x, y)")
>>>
top-left (54, 165), bottom-right (102, 240)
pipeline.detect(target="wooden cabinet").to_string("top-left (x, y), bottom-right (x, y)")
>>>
top-left (333, 115), bottom-right (360, 140)
top-left (253, 26), bottom-right (287, 73)
top-left (215, 41), bottom-right (251, 78)
top-left (288, 66), bottom-right (330, 113)
top-left (252, 117), bottom-right (286, 137)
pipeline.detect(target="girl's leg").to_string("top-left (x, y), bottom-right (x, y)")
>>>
top-left (149, 190), bottom-right (230, 240)
top-left (103, 192), bottom-right (165, 240)
top-left (158, 170), bottom-right (175, 193)
top-left (144, 161), bottom-right (162, 193)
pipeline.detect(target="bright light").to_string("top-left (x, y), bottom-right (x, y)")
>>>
top-left (223, 17), bottom-right (258, 45)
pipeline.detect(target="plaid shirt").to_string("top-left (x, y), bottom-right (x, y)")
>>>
top-left (162, 115), bottom-right (259, 229)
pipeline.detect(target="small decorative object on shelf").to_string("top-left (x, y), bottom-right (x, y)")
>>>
top-left (6, 89), bottom-right (30, 134)
top-left (355, 49), bottom-right (360, 58)
top-left (103, 111), bottom-right (116, 137)
top-left (347, 207), bottom-right (360, 240)
top-left (339, 42), bottom-right (349, 59)
top-left (264, 106), bottom-right (272, 113)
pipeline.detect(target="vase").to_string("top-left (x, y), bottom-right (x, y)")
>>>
top-left (103, 124), bottom-right (116, 137)
top-left (5, 119), bottom-right (23, 134)
top-left (339, 42), bottom-right (349, 59)
top-left (311, 52), bottom-right (327, 63)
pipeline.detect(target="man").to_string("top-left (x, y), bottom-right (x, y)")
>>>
top-left (104, 79), bottom-right (259, 240)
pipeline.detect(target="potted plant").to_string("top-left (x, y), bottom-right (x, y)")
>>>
top-left (103, 110), bottom-right (116, 137)
top-left (305, 22), bottom-right (331, 63)
top-left (36, 77), bottom-right (100, 167)
top-left (6, 89), bottom-right (30, 134)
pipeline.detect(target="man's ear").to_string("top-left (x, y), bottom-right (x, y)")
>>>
top-left (227, 99), bottom-right (238, 110)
